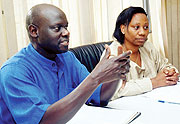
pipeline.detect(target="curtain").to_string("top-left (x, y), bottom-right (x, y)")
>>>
top-left (148, 0), bottom-right (168, 57)
top-left (0, 0), bottom-right (175, 68)
top-left (165, 0), bottom-right (180, 71)
top-left (0, 0), bottom-right (18, 66)
top-left (0, 0), bottom-right (123, 66)
top-left (0, 0), bottom-right (8, 66)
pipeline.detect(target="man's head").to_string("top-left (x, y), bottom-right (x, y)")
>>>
top-left (26, 4), bottom-right (70, 59)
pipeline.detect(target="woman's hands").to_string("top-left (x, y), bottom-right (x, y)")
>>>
top-left (151, 68), bottom-right (179, 89)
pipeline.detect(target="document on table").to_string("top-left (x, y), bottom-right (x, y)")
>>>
top-left (68, 105), bottom-right (141, 124)
top-left (142, 83), bottom-right (180, 104)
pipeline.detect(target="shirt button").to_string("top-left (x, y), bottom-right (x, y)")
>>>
top-left (52, 63), bottom-right (56, 67)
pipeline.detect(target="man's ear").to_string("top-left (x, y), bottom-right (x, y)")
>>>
top-left (120, 25), bottom-right (126, 34)
top-left (28, 24), bottom-right (39, 38)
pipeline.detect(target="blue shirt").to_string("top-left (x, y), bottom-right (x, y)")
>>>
top-left (0, 44), bottom-right (101, 124)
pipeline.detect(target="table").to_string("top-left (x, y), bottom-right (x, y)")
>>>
top-left (68, 81), bottom-right (180, 124)
top-left (107, 84), bottom-right (180, 124)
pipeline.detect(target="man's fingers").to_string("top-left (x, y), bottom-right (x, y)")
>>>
top-left (117, 45), bottom-right (123, 56)
top-left (102, 44), bottom-right (111, 59)
top-left (117, 59), bottom-right (130, 69)
top-left (114, 50), bottom-right (132, 62)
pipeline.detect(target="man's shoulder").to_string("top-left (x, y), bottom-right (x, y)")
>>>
top-left (1, 47), bottom-right (30, 69)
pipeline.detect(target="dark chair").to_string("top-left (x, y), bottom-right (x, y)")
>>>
top-left (69, 41), bottom-right (112, 72)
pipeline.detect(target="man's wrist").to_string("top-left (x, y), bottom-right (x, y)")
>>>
top-left (88, 73), bottom-right (101, 86)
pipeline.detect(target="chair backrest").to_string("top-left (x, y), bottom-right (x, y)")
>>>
top-left (69, 41), bottom-right (112, 72)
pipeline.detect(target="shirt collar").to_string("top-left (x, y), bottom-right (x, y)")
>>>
top-left (26, 43), bottom-right (62, 68)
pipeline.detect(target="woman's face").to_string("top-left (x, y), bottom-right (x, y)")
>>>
top-left (121, 13), bottom-right (149, 47)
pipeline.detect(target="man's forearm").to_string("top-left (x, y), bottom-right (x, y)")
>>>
top-left (100, 80), bottom-right (120, 106)
top-left (40, 75), bottom-right (99, 124)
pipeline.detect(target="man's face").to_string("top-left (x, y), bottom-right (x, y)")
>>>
top-left (37, 8), bottom-right (70, 54)
top-left (123, 13), bottom-right (149, 47)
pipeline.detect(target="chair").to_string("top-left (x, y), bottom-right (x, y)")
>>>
top-left (69, 41), bottom-right (112, 72)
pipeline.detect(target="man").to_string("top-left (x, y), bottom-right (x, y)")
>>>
top-left (0, 4), bottom-right (131, 124)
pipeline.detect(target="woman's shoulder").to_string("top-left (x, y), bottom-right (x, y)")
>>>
top-left (142, 41), bottom-right (154, 48)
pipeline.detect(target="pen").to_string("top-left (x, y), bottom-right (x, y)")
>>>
top-left (158, 100), bottom-right (180, 105)
top-left (126, 112), bottom-right (141, 124)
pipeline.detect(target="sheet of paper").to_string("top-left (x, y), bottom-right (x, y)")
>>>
top-left (142, 83), bottom-right (180, 103)
top-left (107, 95), bottom-right (180, 124)
top-left (68, 105), bottom-right (140, 124)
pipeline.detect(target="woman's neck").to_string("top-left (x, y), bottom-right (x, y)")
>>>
top-left (123, 42), bottom-right (139, 54)
top-left (123, 42), bottom-right (141, 67)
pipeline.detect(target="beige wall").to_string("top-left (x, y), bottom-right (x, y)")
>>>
top-left (0, 0), bottom-right (17, 66)
top-left (0, 0), bottom-right (8, 66)
top-left (166, 0), bottom-right (180, 71)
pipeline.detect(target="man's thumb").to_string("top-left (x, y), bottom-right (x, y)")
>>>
top-left (117, 45), bottom-right (123, 56)
top-left (104, 44), bottom-right (111, 59)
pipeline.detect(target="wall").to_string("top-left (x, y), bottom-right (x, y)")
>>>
top-left (0, 0), bottom-right (17, 66)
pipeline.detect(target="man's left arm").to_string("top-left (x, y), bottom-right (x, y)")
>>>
top-left (100, 45), bottom-right (130, 106)
top-left (100, 80), bottom-right (120, 106)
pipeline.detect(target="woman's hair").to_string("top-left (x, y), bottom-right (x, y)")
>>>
top-left (113, 6), bottom-right (147, 44)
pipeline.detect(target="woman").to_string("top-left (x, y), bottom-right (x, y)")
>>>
top-left (102, 6), bottom-right (179, 100)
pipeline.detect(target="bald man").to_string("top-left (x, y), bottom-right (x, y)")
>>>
top-left (0, 4), bottom-right (131, 124)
